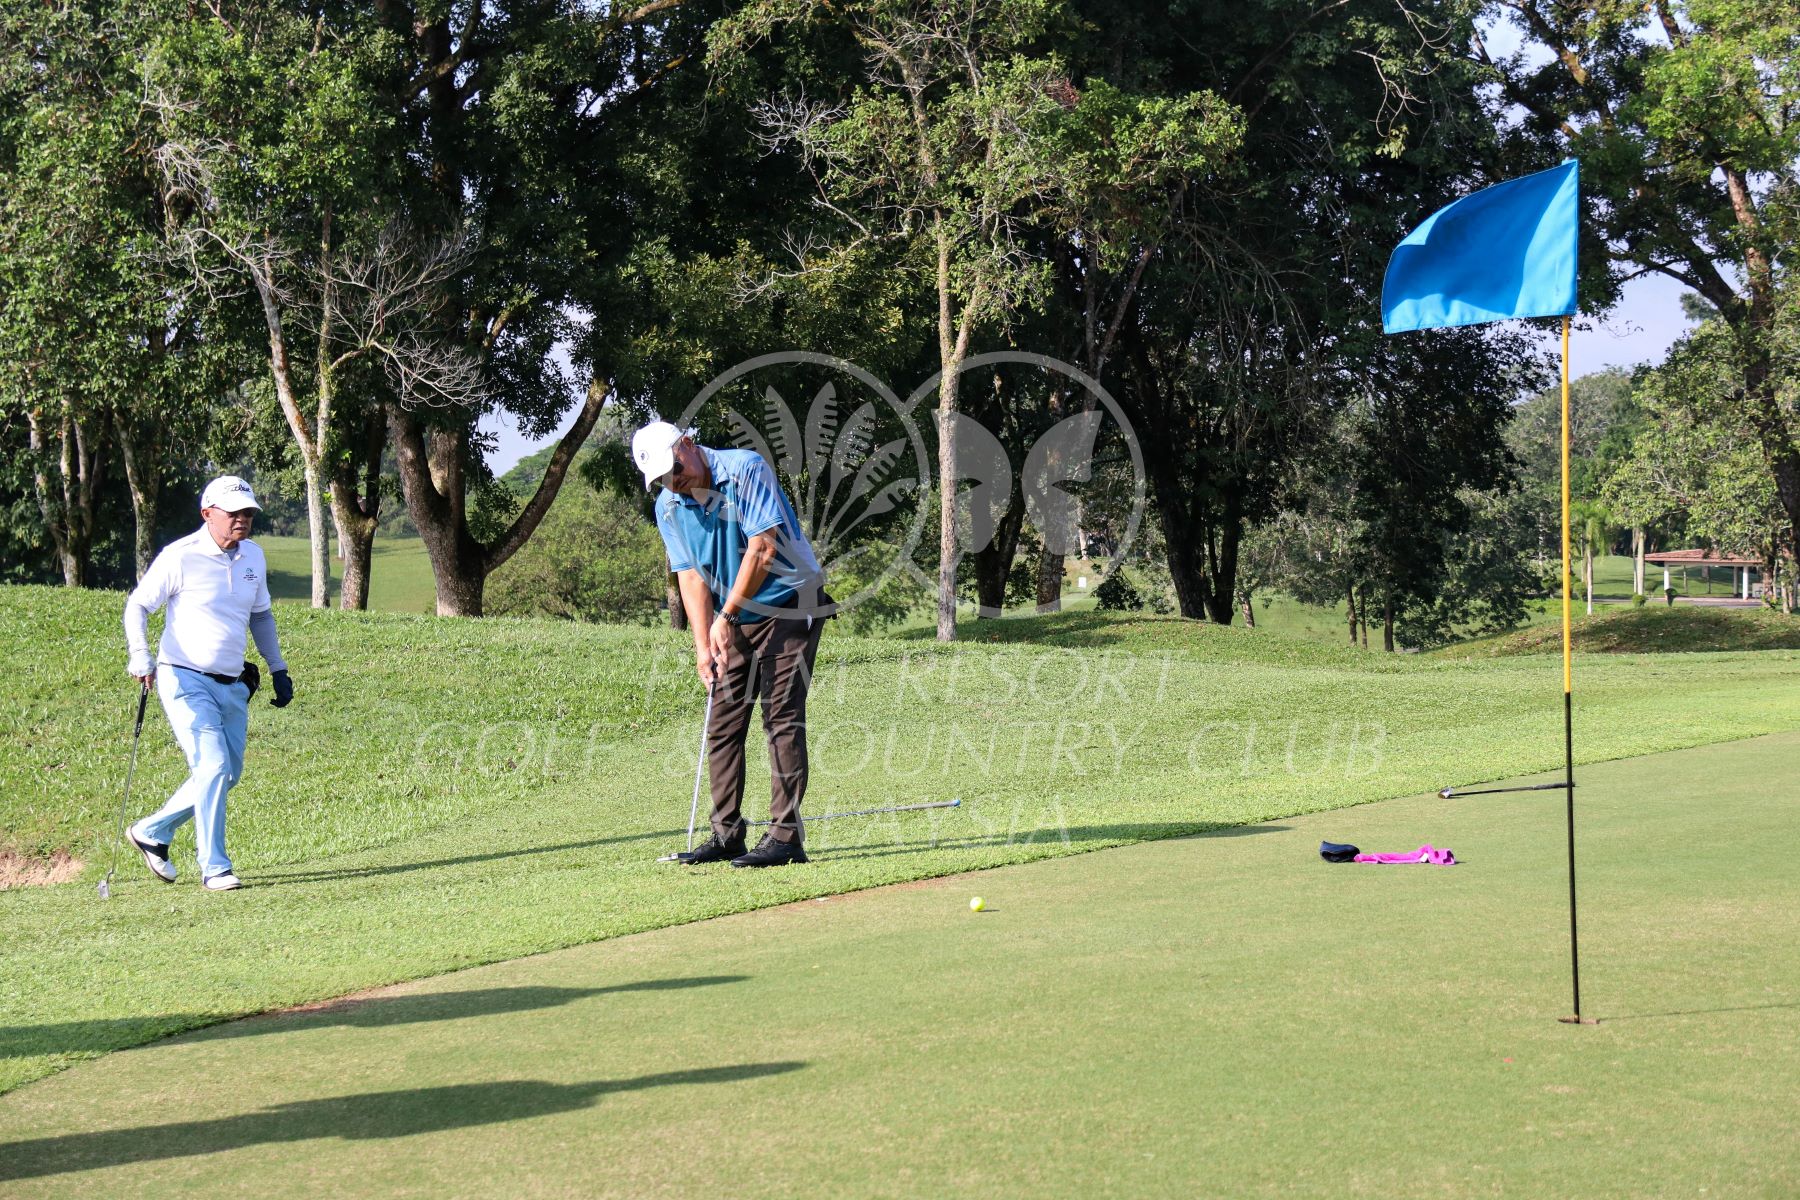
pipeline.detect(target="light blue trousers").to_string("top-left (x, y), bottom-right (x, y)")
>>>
top-left (135, 665), bottom-right (249, 879)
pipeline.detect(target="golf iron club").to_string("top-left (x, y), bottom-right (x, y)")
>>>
top-left (98, 680), bottom-right (152, 901)
top-left (748, 798), bottom-right (963, 825)
top-left (657, 683), bottom-right (715, 862)
top-left (1438, 781), bottom-right (1575, 799)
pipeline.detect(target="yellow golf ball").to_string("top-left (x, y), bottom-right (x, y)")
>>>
top-left (969, 896), bottom-right (985, 912)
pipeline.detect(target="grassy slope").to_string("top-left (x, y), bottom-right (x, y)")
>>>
top-left (1440, 604), bottom-right (1800, 657)
top-left (3, 734), bottom-right (1796, 1197)
top-left (4, 587), bottom-right (1800, 1095)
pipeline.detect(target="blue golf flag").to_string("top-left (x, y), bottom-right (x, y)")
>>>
top-left (1382, 160), bottom-right (1579, 333)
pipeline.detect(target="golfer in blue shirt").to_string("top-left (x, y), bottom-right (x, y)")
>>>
top-left (633, 420), bottom-right (828, 868)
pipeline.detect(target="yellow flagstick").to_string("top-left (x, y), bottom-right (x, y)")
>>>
top-left (1562, 315), bottom-right (1572, 700)
top-left (1557, 315), bottom-right (1592, 1025)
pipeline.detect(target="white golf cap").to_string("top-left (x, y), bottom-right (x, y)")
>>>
top-left (200, 475), bottom-right (261, 513)
top-left (631, 420), bottom-right (687, 491)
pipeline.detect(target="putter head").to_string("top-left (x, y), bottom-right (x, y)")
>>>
top-left (1437, 787), bottom-right (1454, 800)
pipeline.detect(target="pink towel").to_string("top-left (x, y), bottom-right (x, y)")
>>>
top-left (1353, 844), bottom-right (1456, 865)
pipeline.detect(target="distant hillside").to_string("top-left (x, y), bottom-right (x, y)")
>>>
top-left (498, 443), bottom-right (597, 497)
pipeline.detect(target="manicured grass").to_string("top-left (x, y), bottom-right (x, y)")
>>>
top-left (3, 732), bottom-right (1795, 1197)
top-left (4, 587), bottom-right (1800, 1098)
top-left (259, 534), bottom-right (439, 614)
top-left (1440, 604), bottom-right (1800, 657)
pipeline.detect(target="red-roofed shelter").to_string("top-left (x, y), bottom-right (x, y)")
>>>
top-left (1643, 549), bottom-right (1761, 600)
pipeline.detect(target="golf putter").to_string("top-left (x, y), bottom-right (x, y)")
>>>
top-left (99, 680), bottom-right (152, 901)
top-left (658, 683), bottom-right (715, 862)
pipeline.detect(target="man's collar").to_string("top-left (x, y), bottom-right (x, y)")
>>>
top-left (191, 526), bottom-right (236, 557)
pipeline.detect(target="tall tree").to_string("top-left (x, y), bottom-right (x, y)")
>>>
top-left (1077, 0), bottom-right (1519, 623)
top-left (0, 0), bottom-right (119, 585)
top-left (1604, 308), bottom-right (1791, 593)
top-left (712, 0), bottom-right (1179, 640)
top-left (365, 0), bottom-right (718, 616)
top-left (1337, 326), bottom-right (1540, 649)
top-left (147, 12), bottom-right (467, 609)
top-left (1474, 0), bottom-right (1800, 584)
top-left (1028, 78), bottom-right (1238, 611)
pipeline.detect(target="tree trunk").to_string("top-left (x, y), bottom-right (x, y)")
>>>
top-left (258, 278), bottom-right (329, 608)
top-left (1035, 546), bottom-right (1064, 614)
top-left (1032, 387), bottom-right (1069, 616)
top-left (328, 409), bottom-right (387, 611)
top-left (971, 487), bottom-right (1025, 616)
top-left (1720, 170), bottom-right (1800, 584)
top-left (1382, 598), bottom-right (1395, 652)
top-left (1584, 544), bottom-right (1593, 615)
top-left (299, 461), bottom-right (329, 607)
top-left (1240, 595), bottom-right (1255, 628)
top-left (26, 405), bottom-right (102, 587)
top-left (1772, 454), bottom-right (1800, 598)
top-left (1632, 526), bottom-right (1645, 595)
top-left (1149, 456), bottom-right (1241, 624)
top-left (1200, 512), bottom-right (1242, 625)
top-left (1160, 509), bottom-right (1210, 620)
top-left (932, 214), bottom-right (979, 643)
top-left (390, 407), bottom-right (486, 616)
top-left (667, 577), bottom-right (687, 631)
top-left (1345, 584), bottom-right (1357, 646)
top-left (388, 380), bottom-right (607, 618)
top-left (936, 399), bottom-right (960, 640)
top-left (114, 410), bottom-right (164, 578)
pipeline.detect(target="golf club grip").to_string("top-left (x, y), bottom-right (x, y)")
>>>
top-left (133, 682), bottom-right (149, 734)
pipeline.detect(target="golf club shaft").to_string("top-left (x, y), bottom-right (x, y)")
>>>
top-left (104, 681), bottom-right (152, 898)
top-left (749, 798), bottom-right (962, 826)
top-left (685, 685), bottom-right (714, 852)
top-left (1443, 781), bottom-right (1573, 798)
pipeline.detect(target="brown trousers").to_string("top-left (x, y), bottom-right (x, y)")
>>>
top-left (708, 610), bottom-right (825, 845)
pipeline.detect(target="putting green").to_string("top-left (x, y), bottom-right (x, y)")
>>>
top-left (3, 734), bottom-right (1797, 1198)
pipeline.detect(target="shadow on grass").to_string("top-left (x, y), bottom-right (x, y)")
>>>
top-left (893, 609), bottom-right (1186, 648)
top-left (1598, 1001), bottom-right (1800, 1023)
top-left (1, 977), bottom-right (747, 1061)
top-left (809, 821), bottom-right (1289, 864)
top-left (253, 827), bottom-right (681, 887)
top-left (0, 1062), bottom-right (805, 1181)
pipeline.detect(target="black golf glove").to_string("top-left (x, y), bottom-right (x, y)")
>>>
top-left (271, 669), bottom-right (294, 708)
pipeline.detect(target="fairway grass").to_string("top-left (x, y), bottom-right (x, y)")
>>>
top-left (5, 587), bottom-right (1800, 1100)
top-left (2, 733), bottom-right (1795, 1197)
top-left (260, 535), bottom-right (439, 614)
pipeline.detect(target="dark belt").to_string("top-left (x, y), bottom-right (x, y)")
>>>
top-left (169, 663), bottom-right (245, 687)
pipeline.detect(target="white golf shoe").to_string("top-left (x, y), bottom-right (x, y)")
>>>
top-left (126, 826), bottom-right (177, 883)
top-left (202, 872), bottom-right (243, 891)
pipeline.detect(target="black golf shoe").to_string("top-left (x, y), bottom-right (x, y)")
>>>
top-left (678, 832), bottom-right (747, 865)
top-left (730, 834), bottom-right (809, 868)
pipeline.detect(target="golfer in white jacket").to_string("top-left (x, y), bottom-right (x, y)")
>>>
top-left (122, 476), bottom-right (292, 890)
